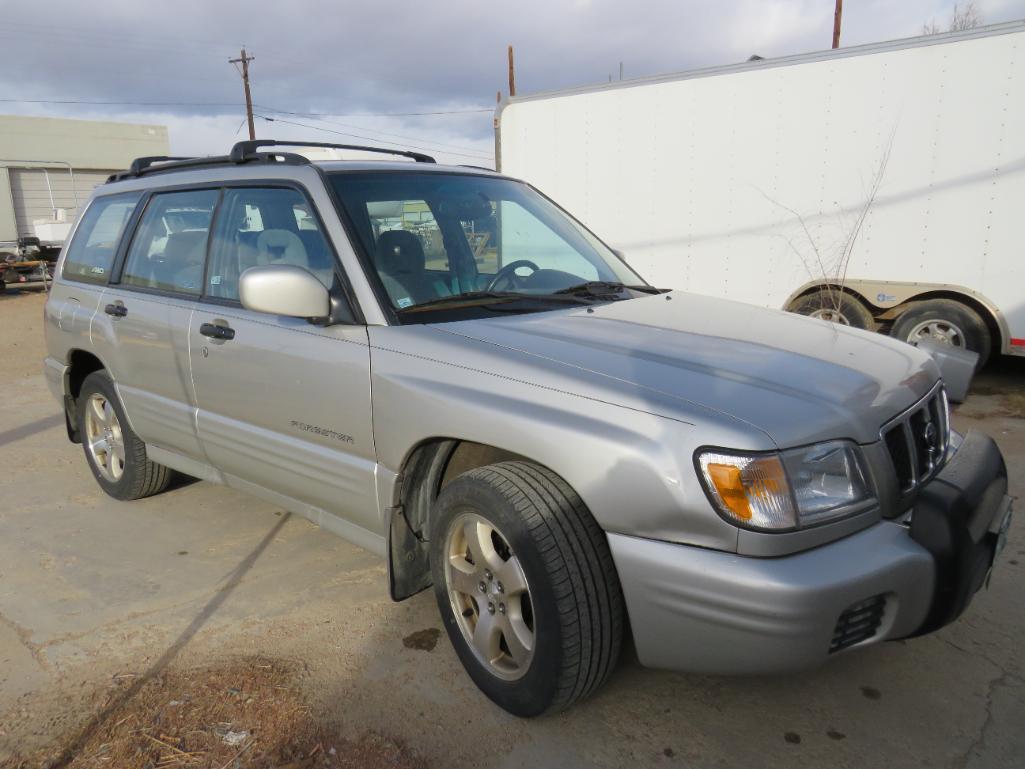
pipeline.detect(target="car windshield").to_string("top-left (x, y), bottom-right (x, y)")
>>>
top-left (329, 171), bottom-right (646, 320)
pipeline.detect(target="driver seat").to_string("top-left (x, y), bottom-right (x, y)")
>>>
top-left (376, 230), bottom-right (447, 305)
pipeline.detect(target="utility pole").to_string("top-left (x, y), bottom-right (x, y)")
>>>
top-left (229, 47), bottom-right (256, 140)
top-left (832, 0), bottom-right (843, 49)
top-left (507, 45), bottom-right (516, 97)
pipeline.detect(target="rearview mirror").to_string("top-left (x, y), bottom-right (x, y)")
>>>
top-left (239, 265), bottom-right (330, 319)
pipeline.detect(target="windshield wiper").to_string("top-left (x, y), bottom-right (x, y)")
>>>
top-left (397, 290), bottom-right (590, 314)
top-left (552, 281), bottom-right (664, 298)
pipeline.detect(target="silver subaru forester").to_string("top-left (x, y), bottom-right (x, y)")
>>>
top-left (43, 140), bottom-right (1013, 717)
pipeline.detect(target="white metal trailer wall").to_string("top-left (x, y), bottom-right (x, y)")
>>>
top-left (499, 23), bottom-right (1025, 353)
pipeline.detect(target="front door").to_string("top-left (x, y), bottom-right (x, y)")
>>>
top-left (188, 186), bottom-right (379, 539)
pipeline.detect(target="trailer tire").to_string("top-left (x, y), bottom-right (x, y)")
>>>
top-left (788, 289), bottom-right (875, 330)
top-left (891, 299), bottom-right (991, 368)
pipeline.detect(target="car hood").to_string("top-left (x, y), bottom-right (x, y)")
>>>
top-left (432, 291), bottom-right (940, 447)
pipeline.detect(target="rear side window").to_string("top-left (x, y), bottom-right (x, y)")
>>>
top-left (61, 193), bottom-right (141, 285)
top-left (120, 189), bottom-right (219, 295)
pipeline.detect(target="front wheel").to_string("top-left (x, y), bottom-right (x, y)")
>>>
top-left (430, 461), bottom-right (624, 717)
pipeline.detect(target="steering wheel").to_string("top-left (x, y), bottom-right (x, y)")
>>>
top-left (487, 259), bottom-right (540, 291)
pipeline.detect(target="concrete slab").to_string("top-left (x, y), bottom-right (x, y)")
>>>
top-left (1, 290), bottom-right (1023, 767)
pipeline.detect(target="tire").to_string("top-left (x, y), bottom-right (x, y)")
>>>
top-left (78, 370), bottom-right (172, 500)
top-left (788, 289), bottom-right (876, 330)
top-left (891, 299), bottom-right (991, 368)
top-left (430, 461), bottom-right (624, 717)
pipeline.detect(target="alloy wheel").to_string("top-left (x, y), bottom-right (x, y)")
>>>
top-left (84, 392), bottom-right (126, 482)
top-left (444, 512), bottom-right (535, 681)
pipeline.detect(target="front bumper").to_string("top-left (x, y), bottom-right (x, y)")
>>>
top-left (610, 431), bottom-right (1011, 674)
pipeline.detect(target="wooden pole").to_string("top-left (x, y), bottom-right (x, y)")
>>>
top-left (507, 45), bottom-right (516, 97)
top-left (229, 47), bottom-right (256, 140)
top-left (832, 0), bottom-right (843, 49)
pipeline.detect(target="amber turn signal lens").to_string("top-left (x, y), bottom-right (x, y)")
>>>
top-left (706, 463), bottom-right (752, 520)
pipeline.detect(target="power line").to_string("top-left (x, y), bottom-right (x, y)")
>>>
top-left (251, 105), bottom-right (492, 118)
top-left (254, 104), bottom-right (493, 154)
top-left (0, 98), bottom-right (243, 107)
top-left (254, 114), bottom-right (493, 162)
top-left (0, 98), bottom-right (492, 117)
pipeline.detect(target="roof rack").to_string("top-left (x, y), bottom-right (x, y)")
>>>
top-left (129, 156), bottom-right (195, 175)
top-left (229, 139), bottom-right (436, 164)
top-left (108, 138), bottom-right (436, 184)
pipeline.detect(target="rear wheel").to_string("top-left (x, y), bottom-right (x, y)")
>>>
top-left (78, 370), bottom-right (172, 500)
top-left (891, 299), bottom-right (991, 368)
top-left (788, 289), bottom-right (875, 330)
top-left (430, 461), bottom-right (624, 717)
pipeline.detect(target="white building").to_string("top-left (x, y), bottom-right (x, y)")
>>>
top-left (1, 115), bottom-right (169, 246)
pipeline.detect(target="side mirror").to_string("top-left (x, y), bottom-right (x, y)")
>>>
top-left (611, 248), bottom-right (627, 263)
top-left (239, 264), bottom-right (330, 319)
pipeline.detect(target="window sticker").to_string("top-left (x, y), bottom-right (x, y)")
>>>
top-left (396, 297), bottom-right (414, 308)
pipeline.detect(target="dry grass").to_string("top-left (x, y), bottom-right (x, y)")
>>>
top-left (1, 658), bottom-right (425, 769)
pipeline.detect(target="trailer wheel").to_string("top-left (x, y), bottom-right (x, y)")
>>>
top-left (891, 299), bottom-right (991, 368)
top-left (788, 289), bottom-right (875, 330)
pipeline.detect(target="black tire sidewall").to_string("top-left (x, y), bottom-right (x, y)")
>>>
top-left (430, 475), bottom-right (563, 717)
top-left (78, 371), bottom-right (146, 500)
top-left (892, 301), bottom-right (991, 367)
top-left (790, 290), bottom-right (875, 330)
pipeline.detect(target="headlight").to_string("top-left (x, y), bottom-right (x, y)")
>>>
top-left (697, 440), bottom-right (875, 531)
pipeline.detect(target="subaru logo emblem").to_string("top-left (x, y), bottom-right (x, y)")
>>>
top-left (922, 421), bottom-right (938, 457)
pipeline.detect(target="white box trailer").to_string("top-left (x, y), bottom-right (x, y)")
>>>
top-left (497, 21), bottom-right (1025, 363)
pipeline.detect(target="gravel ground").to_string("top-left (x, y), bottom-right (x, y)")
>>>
top-left (1, 288), bottom-right (1023, 768)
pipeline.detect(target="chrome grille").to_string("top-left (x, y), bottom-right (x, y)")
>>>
top-left (880, 385), bottom-right (949, 494)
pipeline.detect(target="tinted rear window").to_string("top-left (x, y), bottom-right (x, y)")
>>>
top-left (62, 193), bottom-right (141, 285)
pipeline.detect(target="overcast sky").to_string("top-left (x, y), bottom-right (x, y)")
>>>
top-left (2, 0), bottom-right (1023, 166)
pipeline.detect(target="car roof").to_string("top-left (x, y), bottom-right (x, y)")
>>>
top-left (314, 159), bottom-right (499, 175)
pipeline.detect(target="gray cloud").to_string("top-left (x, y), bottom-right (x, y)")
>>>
top-left (2, 0), bottom-right (1023, 163)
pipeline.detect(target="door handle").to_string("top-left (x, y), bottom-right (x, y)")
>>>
top-left (104, 303), bottom-right (127, 318)
top-left (199, 322), bottom-right (235, 341)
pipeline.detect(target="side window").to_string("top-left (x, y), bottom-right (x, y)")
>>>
top-left (498, 201), bottom-right (599, 281)
top-left (206, 188), bottom-right (336, 302)
top-left (61, 194), bottom-right (141, 285)
top-left (120, 189), bottom-right (219, 295)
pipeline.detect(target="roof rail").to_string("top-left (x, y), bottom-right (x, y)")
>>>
top-left (129, 156), bottom-right (195, 175)
top-left (106, 152), bottom-right (311, 183)
top-left (229, 139), bottom-right (436, 164)
top-left (107, 138), bottom-right (437, 184)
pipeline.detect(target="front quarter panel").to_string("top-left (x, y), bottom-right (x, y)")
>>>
top-left (368, 325), bottom-right (770, 552)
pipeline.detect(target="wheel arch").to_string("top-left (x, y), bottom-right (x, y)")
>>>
top-left (62, 349), bottom-right (108, 443)
top-left (386, 437), bottom-right (539, 602)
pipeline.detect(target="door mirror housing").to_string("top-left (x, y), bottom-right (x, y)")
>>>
top-left (238, 265), bottom-right (330, 320)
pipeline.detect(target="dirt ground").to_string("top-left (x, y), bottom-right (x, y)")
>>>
top-left (1, 287), bottom-right (1023, 769)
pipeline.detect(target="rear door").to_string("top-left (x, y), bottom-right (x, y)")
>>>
top-left (187, 185), bottom-right (380, 540)
top-left (90, 188), bottom-right (220, 460)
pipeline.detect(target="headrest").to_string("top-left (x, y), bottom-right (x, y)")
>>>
top-left (163, 230), bottom-right (207, 265)
top-left (376, 229), bottom-right (425, 275)
top-left (256, 229), bottom-right (307, 264)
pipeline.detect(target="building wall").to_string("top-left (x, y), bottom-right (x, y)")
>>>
top-left (0, 115), bottom-right (169, 243)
